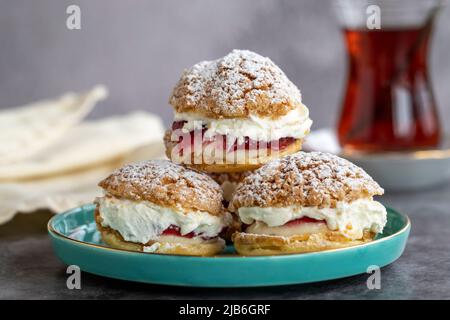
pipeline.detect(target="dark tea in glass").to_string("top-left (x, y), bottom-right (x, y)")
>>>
top-left (336, 0), bottom-right (442, 152)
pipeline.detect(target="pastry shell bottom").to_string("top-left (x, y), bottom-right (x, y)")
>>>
top-left (165, 134), bottom-right (303, 173)
top-left (232, 230), bottom-right (375, 256)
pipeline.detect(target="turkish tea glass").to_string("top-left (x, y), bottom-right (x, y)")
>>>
top-left (335, 0), bottom-right (444, 152)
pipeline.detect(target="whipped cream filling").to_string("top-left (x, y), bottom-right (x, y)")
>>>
top-left (238, 198), bottom-right (387, 240)
top-left (96, 196), bottom-right (231, 244)
top-left (174, 104), bottom-right (312, 144)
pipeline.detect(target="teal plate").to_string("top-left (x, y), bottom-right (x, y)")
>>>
top-left (48, 204), bottom-right (410, 287)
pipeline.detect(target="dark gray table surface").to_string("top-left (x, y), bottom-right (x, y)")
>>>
top-left (1, 183), bottom-right (450, 300)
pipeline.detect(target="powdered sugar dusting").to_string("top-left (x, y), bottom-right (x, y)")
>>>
top-left (230, 152), bottom-right (384, 210)
top-left (98, 160), bottom-right (224, 216)
top-left (170, 50), bottom-right (303, 119)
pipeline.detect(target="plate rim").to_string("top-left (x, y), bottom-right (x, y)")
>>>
top-left (48, 204), bottom-right (411, 260)
top-left (341, 134), bottom-right (450, 161)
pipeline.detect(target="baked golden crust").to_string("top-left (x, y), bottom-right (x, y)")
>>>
top-left (188, 140), bottom-right (302, 173)
top-left (99, 225), bottom-right (225, 256)
top-left (164, 133), bottom-right (303, 173)
top-left (186, 162), bottom-right (263, 174)
top-left (169, 50), bottom-right (303, 119)
top-left (232, 230), bottom-right (375, 256)
top-left (95, 209), bottom-right (224, 256)
top-left (98, 159), bottom-right (224, 216)
top-left (229, 151), bottom-right (384, 211)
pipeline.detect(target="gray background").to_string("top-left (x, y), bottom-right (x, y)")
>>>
top-left (0, 0), bottom-right (449, 131)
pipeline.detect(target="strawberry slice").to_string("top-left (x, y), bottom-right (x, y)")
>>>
top-left (170, 122), bottom-right (297, 153)
top-left (284, 217), bottom-right (325, 227)
top-left (161, 225), bottom-right (195, 238)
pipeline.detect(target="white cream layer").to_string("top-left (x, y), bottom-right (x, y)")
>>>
top-left (174, 105), bottom-right (312, 144)
top-left (238, 198), bottom-right (387, 240)
top-left (97, 197), bottom-right (231, 244)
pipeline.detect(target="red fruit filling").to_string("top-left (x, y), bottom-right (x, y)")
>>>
top-left (161, 225), bottom-right (195, 238)
top-left (171, 120), bottom-right (188, 131)
top-left (171, 121), bottom-right (296, 152)
top-left (243, 217), bottom-right (325, 232)
top-left (160, 224), bottom-right (221, 241)
top-left (284, 217), bottom-right (325, 227)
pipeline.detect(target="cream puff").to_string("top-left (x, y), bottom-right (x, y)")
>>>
top-left (95, 160), bottom-right (231, 256)
top-left (229, 152), bottom-right (387, 256)
top-left (165, 49), bottom-right (313, 173)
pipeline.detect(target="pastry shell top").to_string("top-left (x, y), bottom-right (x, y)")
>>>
top-left (98, 160), bottom-right (224, 216)
top-left (169, 49), bottom-right (303, 120)
top-left (229, 152), bottom-right (384, 211)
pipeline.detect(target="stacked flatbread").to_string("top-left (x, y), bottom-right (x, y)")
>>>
top-left (0, 86), bottom-right (165, 224)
